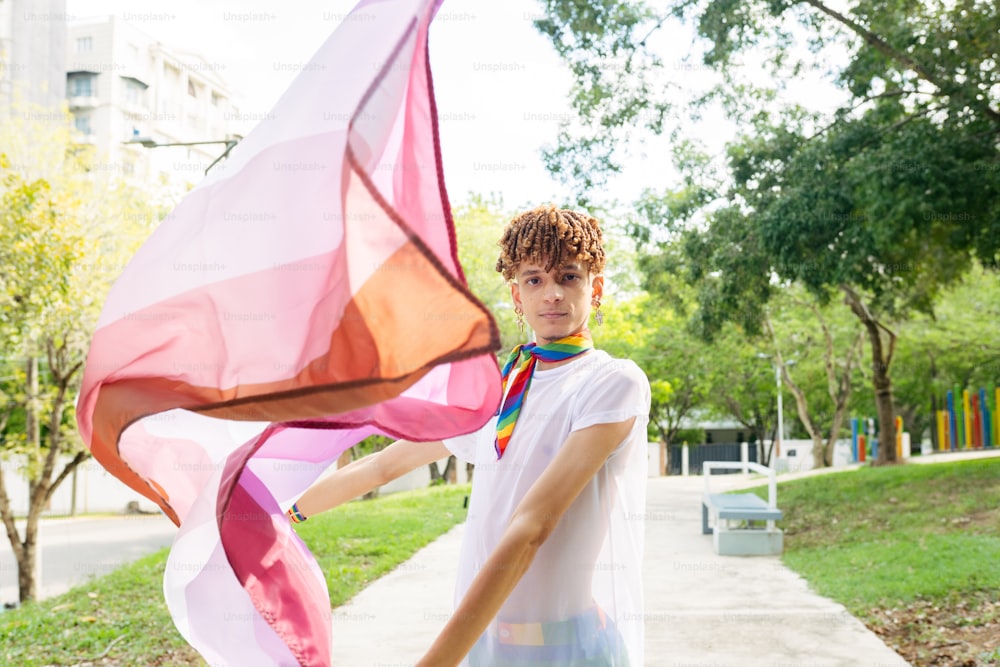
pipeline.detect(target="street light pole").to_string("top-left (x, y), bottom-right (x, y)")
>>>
top-left (758, 353), bottom-right (795, 461)
top-left (124, 136), bottom-right (241, 175)
top-left (775, 363), bottom-right (783, 458)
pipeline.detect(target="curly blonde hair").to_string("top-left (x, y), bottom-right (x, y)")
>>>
top-left (495, 205), bottom-right (605, 281)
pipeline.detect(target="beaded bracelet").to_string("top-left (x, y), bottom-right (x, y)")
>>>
top-left (287, 503), bottom-right (307, 524)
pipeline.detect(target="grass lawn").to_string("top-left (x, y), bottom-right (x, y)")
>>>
top-left (0, 483), bottom-right (470, 667)
top-left (753, 456), bottom-right (1000, 666)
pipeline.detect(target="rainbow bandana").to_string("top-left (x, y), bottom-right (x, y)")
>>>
top-left (495, 330), bottom-right (594, 459)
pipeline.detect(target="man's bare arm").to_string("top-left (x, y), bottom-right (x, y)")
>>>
top-left (294, 439), bottom-right (450, 519)
top-left (416, 417), bottom-right (636, 667)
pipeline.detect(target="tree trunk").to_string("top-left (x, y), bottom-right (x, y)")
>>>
top-left (777, 361), bottom-right (825, 469)
top-left (653, 419), bottom-right (671, 475)
top-left (762, 425), bottom-right (777, 467)
top-left (20, 356), bottom-right (41, 602)
top-left (26, 355), bottom-right (40, 486)
top-left (824, 407), bottom-right (849, 467)
top-left (0, 457), bottom-right (25, 597)
top-left (18, 525), bottom-right (37, 602)
top-left (466, 462), bottom-right (475, 484)
top-left (870, 363), bottom-right (897, 464)
top-left (8, 349), bottom-right (89, 603)
top-left (841, 285), bottom-right (898, 464)
top-left (443, 455), bottom-right (457, 484)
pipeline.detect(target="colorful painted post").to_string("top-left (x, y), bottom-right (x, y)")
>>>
top-left (979, 388), bottom-right (991, 448)
top-left (937, 410), bottom-right (949, 451)
top-left (851, 417), bottom-right (859, 462)
top-left (858, 434), bottom-right (866, 462)
top-left (990, 387), bottom-right (1000, 447)
top-left (962, 389), bottom-right (972, 448)
top-left (971, 393), bottom-right (982, 449)
top-left (947, 389), bottom-right (958, 452)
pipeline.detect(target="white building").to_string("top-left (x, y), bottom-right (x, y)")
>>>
top-left (0, 0), bottom-right (68, 113)
top-left (66, 15), bottom-right (241, 194)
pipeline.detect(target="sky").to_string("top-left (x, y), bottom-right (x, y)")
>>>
top-left (64, 0), bottom-right (590, 211)
top-left (63, 0), bottom-right (845, 215)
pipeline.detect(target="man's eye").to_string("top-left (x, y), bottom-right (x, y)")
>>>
top-left (563, 274), bottom-right (579, 282)
top-left (526, 278), bottom-right (540, 285)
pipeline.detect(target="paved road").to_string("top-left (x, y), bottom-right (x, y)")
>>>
top-left (0, 514), bottom-right (177, 605)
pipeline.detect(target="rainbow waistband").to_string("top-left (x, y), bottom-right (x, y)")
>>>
top-left (497, 606), bottom-right (608, 647)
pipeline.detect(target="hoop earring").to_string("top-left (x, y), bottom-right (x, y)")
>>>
top-left (592, 298), bottom-right (603, 326)
top-left (515, 306), bottom-right (525, 333)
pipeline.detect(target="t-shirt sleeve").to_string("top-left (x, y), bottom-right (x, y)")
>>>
top-left (442, 417), bottom-right (495, 464)
top-left (571, 359), bottom-right (651, 433)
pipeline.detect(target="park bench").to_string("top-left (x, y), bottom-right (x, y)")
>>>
top-left (701, 461), bottom-right (784, 556)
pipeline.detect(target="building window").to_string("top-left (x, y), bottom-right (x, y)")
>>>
top-left (187, 79), bottom-right (198, 97)
top-left (76, 36), bottom-right (93, 53)
top-left (211, 92), bottom-right (222, 107)
top-left (74, 113), bottom-right (92, 135)
top-left (68, 73), bottom-right (95, 97)
top-left (123, 78), bottom-right (146, 107)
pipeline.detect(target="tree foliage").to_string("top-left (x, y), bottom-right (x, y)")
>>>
top-left (764, 286), bottom-right (866, 467)
top-left (452, 194), bottom-right (524, 353)
top-left (0, 103), bottom-right (163, 602)
top-left (858, 263), bottom-right (1000, 445)
top-left (598, 295), bottom-right (691, 460)
top-left (536, 0), bottom-right (1000, 464)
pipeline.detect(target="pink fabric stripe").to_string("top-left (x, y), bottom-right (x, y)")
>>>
top-left (76, 0), bottom-right (502, 663)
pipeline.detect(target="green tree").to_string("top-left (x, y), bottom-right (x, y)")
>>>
top-left (764, 289), bottom-right (865, 467)
top-left (700, 323), bottom-right (779, 466)
top-left (535, 0), bottom-right (1000, 464)
top-left (453, 194), bottom-right (523, 353)
top-left (0, 105), bottom-right (162, 603)
top-left (861, 264), bottom-right (1000, 448)
top-left (599, 294), bottom-right (710, 473)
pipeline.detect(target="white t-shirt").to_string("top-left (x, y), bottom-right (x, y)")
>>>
top-left (444, 349), bottom-right (651, 665)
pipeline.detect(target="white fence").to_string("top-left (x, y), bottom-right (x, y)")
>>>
top-left (1, 454), bottom-right (466, 516)
top-left (4, 442), bottom-right (664, 516)
top-left (1, 455), bottom-right (160, 516)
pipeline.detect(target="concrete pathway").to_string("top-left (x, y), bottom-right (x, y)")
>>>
top-left (330, 473), bottom-right (912, 666)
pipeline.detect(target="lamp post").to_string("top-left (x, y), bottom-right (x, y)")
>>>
top-left (758, 354), bottom-right (795, 459)
top-left (124, 135), bottom-right (241, 174)
top-left (774, 362), bottom-right (784, 458)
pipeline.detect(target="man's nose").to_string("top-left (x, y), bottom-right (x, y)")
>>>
top-left (544, 283), bottom-right (563, 301)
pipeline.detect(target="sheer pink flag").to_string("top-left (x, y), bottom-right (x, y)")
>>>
top-left (75, 1), bottom-right (500, 664)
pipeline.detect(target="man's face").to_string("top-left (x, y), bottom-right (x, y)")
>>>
top-left (510, 259), bottom-right (603, 343)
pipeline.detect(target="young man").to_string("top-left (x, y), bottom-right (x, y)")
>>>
top-left (291, 205), bottom-right (651, 666)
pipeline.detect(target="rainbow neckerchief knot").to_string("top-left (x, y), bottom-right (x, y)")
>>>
top-left (495, 330), bottom-right (594, 459)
